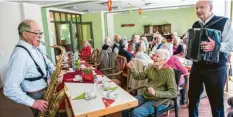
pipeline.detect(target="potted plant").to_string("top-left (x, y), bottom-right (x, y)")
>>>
top-left (82, 67), bottom-right (93, 81)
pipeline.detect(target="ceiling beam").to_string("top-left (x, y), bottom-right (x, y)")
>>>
top-left (41, 0), bottom-right (95, 8)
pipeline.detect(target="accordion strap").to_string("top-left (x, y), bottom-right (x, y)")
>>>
top-left (204, 17), bottom-right (224, 28)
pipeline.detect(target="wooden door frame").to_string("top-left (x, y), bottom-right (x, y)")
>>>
top-left (76, 22), bottom-right (94, 48)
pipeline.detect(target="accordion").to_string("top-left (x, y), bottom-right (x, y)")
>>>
top-left (185, 28), bottom-right (221, 63)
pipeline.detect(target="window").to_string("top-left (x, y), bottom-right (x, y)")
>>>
top-left (49, 11), bottom-right (82, 23)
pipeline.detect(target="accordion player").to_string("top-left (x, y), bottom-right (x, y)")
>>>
top-left (185, 28), bottom-right (221, 63)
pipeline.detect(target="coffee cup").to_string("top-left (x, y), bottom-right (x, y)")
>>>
top-left (107, 91), bottom-right (116, 99)
top-left (68, 68), bottom-right (74, 72)
top-left (103, 81), bottom-right (111, 89)
top-left (75, 75), bottom-right (82, 81)
top-left (85, 90), bottom-right (95, 99)
top-left (96, 75), bottom-right (103, 82)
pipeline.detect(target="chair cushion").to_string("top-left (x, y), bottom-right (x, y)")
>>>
top-left (111, 79), bottom-right (121, 86)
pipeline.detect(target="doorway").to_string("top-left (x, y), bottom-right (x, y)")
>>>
top-left (54, 21), bottom-right (94, 56)
top-left (76, 22), bottom-right (94, 50)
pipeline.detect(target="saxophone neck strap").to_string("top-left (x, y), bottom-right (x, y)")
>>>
top-left (16, 45), bottom-right (48, 82)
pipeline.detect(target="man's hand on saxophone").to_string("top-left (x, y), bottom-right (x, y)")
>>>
top-left (32, 100), bottom-right (48, 112)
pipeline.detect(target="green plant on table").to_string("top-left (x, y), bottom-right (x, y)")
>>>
top-left (82, 67), bottom-right (92, 74)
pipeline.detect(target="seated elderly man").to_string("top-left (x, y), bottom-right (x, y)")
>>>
top-left (123, 49), bottom-right (177, 117)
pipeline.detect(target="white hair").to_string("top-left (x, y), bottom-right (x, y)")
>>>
top-left (83, 41), bottom-right (90, 46)
top-left (172, 32), bottom-right (177, 36)
top-left (155, 49), bottom-right (171, 62)
top-left (161, 43), bottom-right (173, 55)
top-left (133, 35), bottom-right (140, 42)
top-left (174, 37), bottom-right (181, 44)
top-left (104, 37), bottom-right (110, 44)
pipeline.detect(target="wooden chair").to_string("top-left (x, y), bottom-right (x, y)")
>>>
top-left (127, 69), bottom-right (181, 117)
top-left (128, 58), bottom-right (147, 90)
top-left (100, 55), bottom-right (127, 87)
top-left (83, 48), bottom-right (100, 64)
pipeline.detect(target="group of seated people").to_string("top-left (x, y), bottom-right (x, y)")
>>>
top-left (76, 33), bottom-right (189, 116)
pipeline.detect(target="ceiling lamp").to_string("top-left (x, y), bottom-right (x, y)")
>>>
top-left (144, 3), bottom-right (156, 6)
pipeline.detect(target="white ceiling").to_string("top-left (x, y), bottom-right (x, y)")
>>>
top-left (4, 0), bottom-right (198, 13)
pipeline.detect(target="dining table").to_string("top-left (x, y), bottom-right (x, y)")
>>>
top-left (59, 61), bottom-right (138, 117)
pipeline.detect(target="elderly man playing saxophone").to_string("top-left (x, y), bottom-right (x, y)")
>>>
top-left (3, 19), bottom-right (62, 116)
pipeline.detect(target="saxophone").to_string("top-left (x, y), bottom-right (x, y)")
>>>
top-left (37, 41), bottom-right (67, 117)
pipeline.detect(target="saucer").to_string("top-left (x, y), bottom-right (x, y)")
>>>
top-left (84, 93), bottom-right (97, 100)
top-left (104, 91), bottom-right (117, 99)
top-left (73, 78), bottom-right (83, 82)
top-left (67, 70), bottom-right (75, 73)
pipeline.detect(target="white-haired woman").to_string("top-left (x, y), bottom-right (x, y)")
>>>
top-left (135, 41), bottom-right (153, 66)
top-left (118, 39), bottom-right (134, 62)
top-left (128, 34), bottom-right (140, 52)
top-left (140, 36), bottom-right (149, 48)
top-left (123, 48), bottom-right (177, 117)
top-left (102, 37), bottom-right (112, 51)
top-left (173, 37), bottom-right (184, 57)
top-left (79, 41), bottom-right (92, 59)
top-left (161, 43), bottom-right (188, 105)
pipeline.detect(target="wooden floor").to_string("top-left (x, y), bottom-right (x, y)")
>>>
top-left (1, 83), bottom-right (233, 117)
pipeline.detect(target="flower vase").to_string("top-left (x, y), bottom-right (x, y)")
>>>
top-left (82, 72), bottom-right (93, 81)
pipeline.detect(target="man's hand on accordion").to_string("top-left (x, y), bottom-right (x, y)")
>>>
top-left (200, 37), bottom-right (215, 52)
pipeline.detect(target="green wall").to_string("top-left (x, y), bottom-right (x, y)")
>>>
top-left (113, 7), bottom-right (196, 40)
top-left (104, 13), bottom-right (108, 37)
top-left (41, 8), bottom-right (52, 59)
top-left (82, 12), bottom-right (103, 49)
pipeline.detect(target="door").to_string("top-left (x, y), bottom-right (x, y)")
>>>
top-left (76, 22), bottom-right (94, 50)
top-left (54, 21), bottom-right (94, 56)
top-left (55, 22), bottom-right (72, 51)
top-left (55, 21), bottom-right (79, 53)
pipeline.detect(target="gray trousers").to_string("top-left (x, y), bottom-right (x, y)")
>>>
top-left (27, 90), bottom-right (45, 117)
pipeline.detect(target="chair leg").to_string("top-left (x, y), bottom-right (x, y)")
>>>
top-left (175, 99), bottom-right (179, 117)
top-left (154, 107), bottom-right (159, 117)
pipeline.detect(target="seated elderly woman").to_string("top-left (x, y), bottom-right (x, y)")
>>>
top-left (102, 37), bottom-right (112, 51)
top-left (151, 34), bottom-right (163, 53)
top-left (173, 37), bottom-right (184, 57)
top-left (118, 39), bottom-right (134, 62)
top-left (123, 49), bottom-right (177, 117)
top-left (128, 34), bottom-right (140, 52)
top-left (135, 41), bottom-right (153, 66)
top-left (79, 41), bottom-right (92, 59)
top-left (112, 34), bottom-right (121, 55)
top-left (140, 36), bottom-right (149, 49)
top-left (161, 43), bottom-right (188, 105)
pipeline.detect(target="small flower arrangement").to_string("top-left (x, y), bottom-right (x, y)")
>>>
top-left (75, 60), bottom-right (81, 70)
top-left (82, 67), bottom-right (93, 81)
top-left (82, 67), bottom-right (92, 74)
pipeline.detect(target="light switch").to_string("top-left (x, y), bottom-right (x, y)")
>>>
top-left (0, 52), bottom-right (3, 56)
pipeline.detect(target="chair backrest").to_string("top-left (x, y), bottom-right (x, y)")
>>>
top-left (89, 49), bottom-right (99, 60)
top-left (173, 69), bottom-right (182, 86)
top-left (132, 58), bottom-right (145, 71)
top-left (128, 58), bottom-right (148, 89)
top-left (117, 55), bottom-right (127, 71)
top-left (97, 50), bottom-right (111, 69)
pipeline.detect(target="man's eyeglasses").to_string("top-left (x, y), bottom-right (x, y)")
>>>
top-left (24, 31), bottom-right (43, 36)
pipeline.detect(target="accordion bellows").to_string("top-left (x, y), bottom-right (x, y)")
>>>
top-left (185, 28), bottom-right (221, 63)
